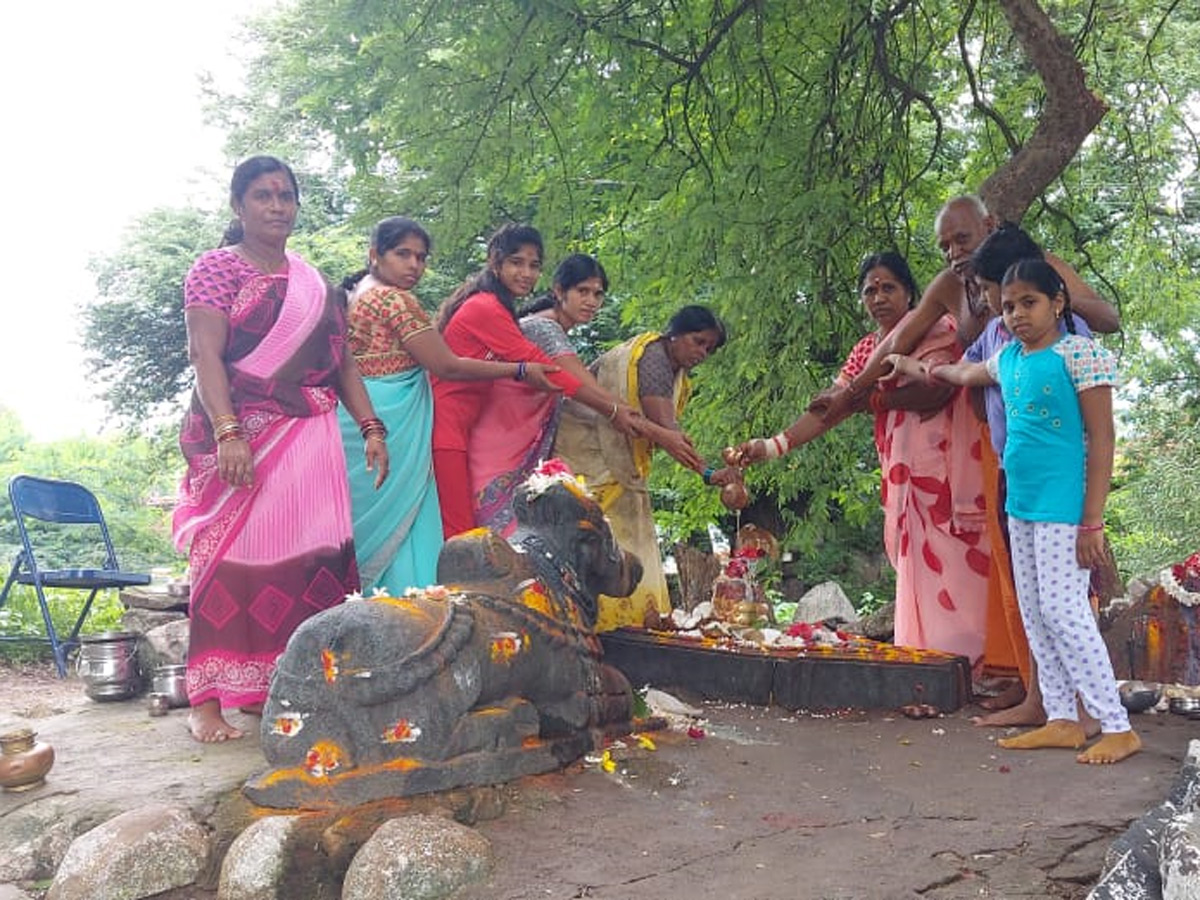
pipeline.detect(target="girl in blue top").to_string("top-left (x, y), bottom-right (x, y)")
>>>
top-left (886, 258), bottom-right (1139, 765)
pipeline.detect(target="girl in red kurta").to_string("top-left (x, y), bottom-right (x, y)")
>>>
top-left (432, 224), bottom-right (637, 536)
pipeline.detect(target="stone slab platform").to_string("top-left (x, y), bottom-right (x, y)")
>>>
top-left (599, 628), bottom-right (972, 712)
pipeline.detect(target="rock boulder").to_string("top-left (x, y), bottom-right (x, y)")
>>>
top-left (46, 804), bottom-right (209, 900)
top-left (341, 814), bottom-right (491, 900)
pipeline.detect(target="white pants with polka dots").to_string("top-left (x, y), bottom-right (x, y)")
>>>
top-left (1007, 518), bottom-right (1129, 733)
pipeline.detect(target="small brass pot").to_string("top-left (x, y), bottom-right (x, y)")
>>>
top-left (0, 728), bottom-right (55, 792)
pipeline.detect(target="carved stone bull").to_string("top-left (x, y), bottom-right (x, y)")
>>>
top-left (244, 475), bottom-right (642, 809)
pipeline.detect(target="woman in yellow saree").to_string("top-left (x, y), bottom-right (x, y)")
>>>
top-left (554, 306), bottom-right (726, 630)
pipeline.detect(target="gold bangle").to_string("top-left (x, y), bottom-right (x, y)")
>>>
top-left (362, 426), bottom-right (387, 442)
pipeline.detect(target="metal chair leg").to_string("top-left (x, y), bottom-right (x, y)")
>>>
top-left (0, 555), bottom-right (24, 610)
top-left (32, 582), bottom-right (68, 678)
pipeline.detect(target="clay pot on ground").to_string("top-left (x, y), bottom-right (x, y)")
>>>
top-left (0, 727), bottom-right (55, 792)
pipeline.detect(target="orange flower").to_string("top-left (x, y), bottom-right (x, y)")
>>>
top-left (270, 713), bottom-right (304, 737)
top-left (490, 631), bottom-right (526, 663)
top-left (304, 741), bottom-right (342, 777)
top-left (320, 648), bottom-right (339, 684)
top-left (381, 719), bottom-right (422, 744)
top-left (519, 580), bottom-right (553, 616)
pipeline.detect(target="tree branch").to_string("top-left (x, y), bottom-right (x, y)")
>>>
top-left (957, 0), bottom-right (1021, 154)
top-left (979, 0), bottom-right (1108, 222)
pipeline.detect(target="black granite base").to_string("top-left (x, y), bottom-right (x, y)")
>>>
top-left (600, 630), bottom-right (971, 712)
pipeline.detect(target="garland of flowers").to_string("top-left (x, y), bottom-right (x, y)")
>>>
top-left (1161, 551), bottom-right (1200, 608)
top-left (524, 458), bottom-right (589, 499)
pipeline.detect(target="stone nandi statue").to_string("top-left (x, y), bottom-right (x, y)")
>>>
top-left (244, 469), bottom-right (642, 809)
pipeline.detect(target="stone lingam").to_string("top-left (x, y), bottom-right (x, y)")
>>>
top-left (245, 469), bottom-right (642, 810)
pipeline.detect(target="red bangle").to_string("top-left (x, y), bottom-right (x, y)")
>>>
top-left (762, 433), bottom-right (791, 460)
top-left (1078, 523), bottom-right (1104, 533)
top-left (358, 416), bottom-right (387, 439)
top-left (868, 391), bottom-right (886, 414)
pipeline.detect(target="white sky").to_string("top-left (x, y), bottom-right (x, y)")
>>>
top-left (0, 1), bottom-right (273, 440)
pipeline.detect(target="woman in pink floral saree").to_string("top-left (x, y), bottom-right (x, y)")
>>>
top-left (173, 157), bottom-right (387, 742)
top-left (737, 252), bottom-right (989, 662)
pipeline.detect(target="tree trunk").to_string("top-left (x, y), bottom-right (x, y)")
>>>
top-left (979, 0), bottom-right (1108, 222)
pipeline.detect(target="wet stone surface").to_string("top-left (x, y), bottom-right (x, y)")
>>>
top-left (0, 660), bottom-right (1193, 899)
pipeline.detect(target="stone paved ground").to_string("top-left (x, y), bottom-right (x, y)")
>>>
top-left (1, 659), bottom-right (1193, 899)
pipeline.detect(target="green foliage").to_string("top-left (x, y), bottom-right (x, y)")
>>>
top-left (0, 432), bottom-right (178, 573)
top-left (201, 1), bottom-right (978, 572)
top-left (1109, 410), bottom-right (1200, 578)
top-left (74, 0), bottom-right (1200, 590)
top-left (0, 589), bottom-right (125, 665)
top-left (84, 208), bottom-right (220, 424)
top-left (0, 414), bottom-right (180, 661)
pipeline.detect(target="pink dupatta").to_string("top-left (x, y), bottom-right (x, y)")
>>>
top-left (173, 250), bottom-right (356, 706)
top-left (174, 252), bottom-right (342, 581)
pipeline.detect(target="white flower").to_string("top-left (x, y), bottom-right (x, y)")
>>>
top-left (1161, 568), bottom-right (1200, 607)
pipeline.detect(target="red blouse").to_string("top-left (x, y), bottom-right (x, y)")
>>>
top-left (431, 292), bottom-right (581, 452)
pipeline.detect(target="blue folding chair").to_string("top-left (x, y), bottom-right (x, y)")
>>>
top-left (0, 475), bottom-right (151, 676)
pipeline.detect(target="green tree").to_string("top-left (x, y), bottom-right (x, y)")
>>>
top-left (82, 198), bottom-right (369, 428)
top-left (0, 421), bottom-right (181, 653)
top-left (0, 407), bottom-right (30, 464)
top-left (79, 0), bottom-right (1200, 593)
top-left (84, 208), bottom-right (220, 423)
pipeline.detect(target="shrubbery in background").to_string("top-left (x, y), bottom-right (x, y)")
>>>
top-left (0, 411), bottom-right (179, 662)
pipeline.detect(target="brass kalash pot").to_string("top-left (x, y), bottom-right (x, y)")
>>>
top-left (0, 728), bottom-right (55, 792)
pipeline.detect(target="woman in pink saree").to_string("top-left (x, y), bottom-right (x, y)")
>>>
top-left (173, 157), bottom-right (388, 743)
top-left (469, 253), bottom-right (614, 535)
top-left (737, 252), bottom-right (990, 662)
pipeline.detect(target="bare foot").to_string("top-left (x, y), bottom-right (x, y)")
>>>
top-left (188, 700), bottom-right (245, 743)
top-left (1077, 731), bottom-right (1141, 765)
top-left (972, 697), bottom-right (1047, 728)
top-left (997, 719), bottom-right (1087, 750)
top-left (977, 681), bottom-right (1026, 712)
top-left (239, 702), bottom-right (264, 716)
